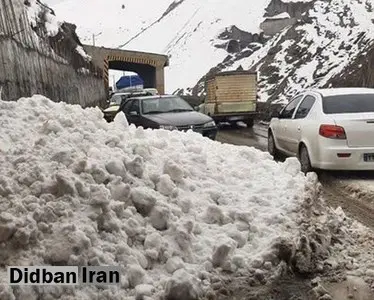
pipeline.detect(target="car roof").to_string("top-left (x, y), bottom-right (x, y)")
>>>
top-left (112, 92), bottom-right (131, 96)
top-left (305, 88), bottom-right (374, 97)
top-left (130, 95), bottom-right (179, 100)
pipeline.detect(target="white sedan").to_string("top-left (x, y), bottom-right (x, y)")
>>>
top-left (268, 88), bottom-right (374, 173)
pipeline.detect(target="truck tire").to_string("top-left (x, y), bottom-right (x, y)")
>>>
top-left (245, 119), bottom-right (254, 128)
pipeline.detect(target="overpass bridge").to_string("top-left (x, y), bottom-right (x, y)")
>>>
top-left (84, 45), bottom-right (169, 94)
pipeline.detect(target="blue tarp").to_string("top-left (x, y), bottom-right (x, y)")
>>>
top-left (116, 75), bottom-right (144, 90)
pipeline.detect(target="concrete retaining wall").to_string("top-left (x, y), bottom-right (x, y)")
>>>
top-left (0, 0), bottom-right (106, 107)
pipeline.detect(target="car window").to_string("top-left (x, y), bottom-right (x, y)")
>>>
top-left (121, 99), bottom-right (133, 113)
top-left (294, 95), bottom-right (316, 119)
top-left (323, 94), bottom-right (374, 114)
top-left (280, 95), bottom-right (304, 119)
top-left (110, 95), bottom-right (121, 105)
top-left (141, 96), bottom-right (193, 114)
top-left (129, 99), bottom-right (140, 113)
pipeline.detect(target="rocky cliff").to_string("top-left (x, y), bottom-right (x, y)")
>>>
top-left (0, 0), bottom-right (106, 106)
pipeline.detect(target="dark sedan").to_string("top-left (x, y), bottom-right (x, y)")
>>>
top-left (118, 95), bottom-right (218, 139)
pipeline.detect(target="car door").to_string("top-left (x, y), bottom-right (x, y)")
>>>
top-left (274, 95), bottom-right (304, 153)
top-left (285, 95), bottom-right (317, 155)
top-left (126, 99), bottom-right (142, 126)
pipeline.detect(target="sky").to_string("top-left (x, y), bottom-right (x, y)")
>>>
top-left (43, 0), bottom-right (65, 5)
top-left (41, 0), bottom-right (135, 89)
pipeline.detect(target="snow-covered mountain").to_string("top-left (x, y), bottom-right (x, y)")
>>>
top-left (44, 0), bottom-right (374, 102)
top-left (224, 0), bottom-right (374, 102)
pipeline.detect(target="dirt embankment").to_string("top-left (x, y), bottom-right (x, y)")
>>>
top-left (319, 172), bottom-right (374, 230)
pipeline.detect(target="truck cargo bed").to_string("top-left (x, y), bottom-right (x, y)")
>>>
top-left (216, 101), bottom-right (256, 114)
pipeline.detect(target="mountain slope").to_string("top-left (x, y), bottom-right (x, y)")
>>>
top-left (224, 0), bottom-right (374, 102)
top-left (45, 0), bottom-right (175, 47)
top-left (45, 0), bottom-right (275, 92)
top-left (45, 0), bottom-right (374, 102)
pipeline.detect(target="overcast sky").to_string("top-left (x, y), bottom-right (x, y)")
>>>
top-left (43, 0), bottom-right (66, 6)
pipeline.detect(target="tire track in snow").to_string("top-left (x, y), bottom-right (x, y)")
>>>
top-left (319, 173), bottom-right (374, 230)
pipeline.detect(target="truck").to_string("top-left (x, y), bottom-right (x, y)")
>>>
top-left (198, 70), bottom-right (258, 127)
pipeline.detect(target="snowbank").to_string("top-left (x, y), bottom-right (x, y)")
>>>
top-left (0, 95), bottom-right (312, 299)
top-left (0, 95), bottom-right (372, 299)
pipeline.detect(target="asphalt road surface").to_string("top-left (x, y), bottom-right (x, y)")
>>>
top-left (216, 123), bottom-right (268, 151)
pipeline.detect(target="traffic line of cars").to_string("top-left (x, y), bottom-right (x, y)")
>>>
top-left (268, 88), bottom-right (374, 172)
top-left (102, 70), bottom-right (260, 141)
top-left (103, 90), bottom-right (218, 140)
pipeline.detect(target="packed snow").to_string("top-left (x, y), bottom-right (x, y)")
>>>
top-left (0, 96), bottom-right (320, 297)
top-left (1, 95), bottom-right (374, 299)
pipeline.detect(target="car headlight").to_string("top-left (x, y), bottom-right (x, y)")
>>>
top-left (203, 121), bottom-right (216, 128)
top-left (159, 125), bottom-right (177, 131)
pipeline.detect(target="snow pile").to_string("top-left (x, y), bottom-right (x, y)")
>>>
top-left (294, 198), bottom-right (374, 296)
top-left (0, 95), bottom-right (316, 299)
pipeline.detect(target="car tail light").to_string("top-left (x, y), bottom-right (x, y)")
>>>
top-left (319, 124), bottom-right (346, 139)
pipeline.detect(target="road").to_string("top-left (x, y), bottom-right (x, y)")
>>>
top-left (216, 123), bottom-right (374, 230)
top-left (216, 123), bottom-right (268, 151)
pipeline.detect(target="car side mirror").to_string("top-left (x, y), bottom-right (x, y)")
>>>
top-left (193, 106), bottom-right (199, 111)
top-left (129, 111), bottom-right (139, 116)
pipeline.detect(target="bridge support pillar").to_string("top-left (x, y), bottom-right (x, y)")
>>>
top-left (156, 67), bottom-right (165, 95)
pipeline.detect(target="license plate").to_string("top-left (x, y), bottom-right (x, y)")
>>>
top-left (364, 153), bottom-right (374, 162)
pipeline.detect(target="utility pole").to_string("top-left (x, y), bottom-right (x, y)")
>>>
top-left (92, 32), bottom-right (102, 46)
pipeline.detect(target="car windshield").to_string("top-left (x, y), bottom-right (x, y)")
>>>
top-left (110, 94), bottom-right (129, 106)
top-left (141, 97), bottom-right (193, 114)
top-left (323, 94), bottom-right (374, 114)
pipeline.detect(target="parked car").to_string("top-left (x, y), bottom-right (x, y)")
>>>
top-left (119, 95), bottom-right (218, 140)
top-left (268, 88), bottom-right (374, 173)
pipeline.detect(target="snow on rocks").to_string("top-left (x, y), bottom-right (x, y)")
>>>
top-left (25, 1), bottom-right (93, 62)
top-left (25, 0), bottom-right (60, 37)
top-left (1, 95), bottom-right (370, 299)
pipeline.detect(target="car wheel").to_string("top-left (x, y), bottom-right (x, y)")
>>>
top-left (245, 119), bottom-right (254, 128)
top-left (299, 144), bottom-right (312, 174)
top-left (268, 131), bottom-right (279, 159)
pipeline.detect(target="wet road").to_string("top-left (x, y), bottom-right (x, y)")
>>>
top-left (216, 123), bottom-right (268, 151)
